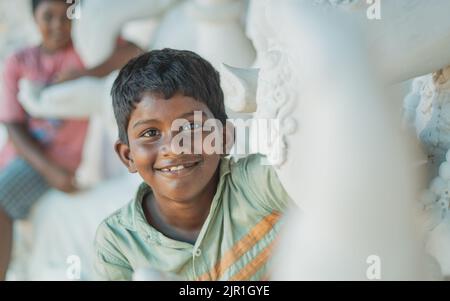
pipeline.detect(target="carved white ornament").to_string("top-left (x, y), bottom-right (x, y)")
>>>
top-left (255, 48), bottom-right (297, 166)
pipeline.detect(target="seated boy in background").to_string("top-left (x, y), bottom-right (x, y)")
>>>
top-left (0, 0), bottom-right (89, 280)
top-left (95, 49), bottom-right (293, 281)
top-left (0, 0), bottom-right (141, 281)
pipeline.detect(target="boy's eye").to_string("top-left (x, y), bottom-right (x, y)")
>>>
top-left (180, 122), bottom-right (202, 132)
top-left (142, 129), bottom-right (160, 138)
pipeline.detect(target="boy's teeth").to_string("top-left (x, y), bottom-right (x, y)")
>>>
top-left (162, 165), bottom-right (186, 172)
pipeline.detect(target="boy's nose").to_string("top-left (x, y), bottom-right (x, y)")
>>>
top-left (51, 17), bottom-right (66, 31)
top-left (159, 133), bottom-right (185, 157)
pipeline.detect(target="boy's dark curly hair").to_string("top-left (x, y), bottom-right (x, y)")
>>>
top-left (31, 0), bottom-right (69, 14)
top-left (111, 48), bottom-right (228, 145)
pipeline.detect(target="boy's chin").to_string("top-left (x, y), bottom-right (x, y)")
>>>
top-left (48, 39), bottom-right (71, 50)
top-left (154, 182), bottom-right (206, 203)
top-left (159, 192), bottom-right (201, 204)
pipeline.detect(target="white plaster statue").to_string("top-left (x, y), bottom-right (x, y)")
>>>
top-left (404, 67), bottom-right (450, 175)
top-left (404, 66), bottom-right (450, 277)
top-left (74, 0), bottom-right (255, 69)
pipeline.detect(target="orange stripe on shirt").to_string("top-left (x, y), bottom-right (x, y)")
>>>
top-left (229, 238), bottom-right (277, 281)
top-left (196, 212), bottom-right (280, 281)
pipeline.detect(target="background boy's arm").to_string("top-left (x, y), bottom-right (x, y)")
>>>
top-left (81, 41), bottom-right (143, 79)
top-left (55, 41), bottom-right (143, 83)
top-left (6, 123), bottom-right (76, 193)
top-left (1, 54), bottom-right (77, 193)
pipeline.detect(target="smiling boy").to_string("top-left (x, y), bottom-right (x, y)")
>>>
top-left (94, 49), bottom-right (293, 281)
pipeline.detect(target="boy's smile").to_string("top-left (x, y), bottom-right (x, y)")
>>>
top-left (116, 92), bottom-right (223, 203)
top-left (154, 159), bottom-right (202, 177)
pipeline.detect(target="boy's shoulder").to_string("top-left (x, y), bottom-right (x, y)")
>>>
top-left (94, 197), bottom-right (139, 280)
top-left (230, 153), bottom-right (265, 166)
top-left (94, 198), bottom-right (143, 270)
top-left (96, 183), bottom-right (149, 239)
top-left (3, 47), bottom-right (37, 71)
top-left (226, 153), bottom-right (293, 213)
top-left (99, 198), bottom-right (140, 233)
top-left (227, 153), bottom-right (271, 179)
top-left (7, 46), bottom-right (40, 62)
top-left (96, 202), bottom-right (133, 247)
top-left (219, 153), bottom-right (266, 188)
top-left (6, 44), bottom-right (78, 66)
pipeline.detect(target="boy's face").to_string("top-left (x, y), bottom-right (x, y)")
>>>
top-left (116, 93), bottom-right (227, 203)
top-left (34, 1), bottom-right (72, 52)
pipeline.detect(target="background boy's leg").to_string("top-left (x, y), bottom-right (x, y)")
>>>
top-left (0, 208), bottom-right (12, 280)
top-left (0, 158), bottom-right (51, 280)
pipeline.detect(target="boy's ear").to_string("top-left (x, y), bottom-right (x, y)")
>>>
top-left (114, 140), bottom-right (137, 173)
top-left (223, 120), bottom-right (235, 155)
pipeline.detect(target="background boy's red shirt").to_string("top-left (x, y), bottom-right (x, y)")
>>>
top-left (0, 44), bottom-right (89, 172)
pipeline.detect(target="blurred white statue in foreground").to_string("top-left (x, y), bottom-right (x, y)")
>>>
top-left (221, 0), bottom-right (450, 280)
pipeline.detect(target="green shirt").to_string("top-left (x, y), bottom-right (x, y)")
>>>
top-left (94, 154), bottom-right (292, 281)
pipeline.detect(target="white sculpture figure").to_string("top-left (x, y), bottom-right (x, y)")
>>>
top-left (72, 0), bottom-right (179, 68)
top-left (404, 67), bottom-right (450, 176)
top-left (74, 0), bottom-right (255, 69)
top-left (18, 73), bottom-right (121, 188)
top-left (220, 0), bottom-right (450, 280)
top-left (404, 66), bottom-right (450, 277)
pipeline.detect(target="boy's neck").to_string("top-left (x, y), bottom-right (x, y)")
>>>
top-left (143, 170), bottom-right (220, 244)
top-left (39, 41), bottom-right (71, 54)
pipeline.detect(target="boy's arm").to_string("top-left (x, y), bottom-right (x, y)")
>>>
top-left (1, 54), bottom-right (76, 193)
top-left (82, 41), bottom-right (143, 79)
top-left (55, 41), bottom-right (143, 83)
top-left (6, 123), bottom-right (76, 193)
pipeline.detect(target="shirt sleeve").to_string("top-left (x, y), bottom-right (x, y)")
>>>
top-left (235, 154), bottom-right (293, 213)
top-left (0, 54), bottom-right (26, 123)
top-left (94, 221), bottom-right (134, 281)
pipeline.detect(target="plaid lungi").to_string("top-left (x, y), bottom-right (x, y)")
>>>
top-left (0, 158), bottom-right (50, 220)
